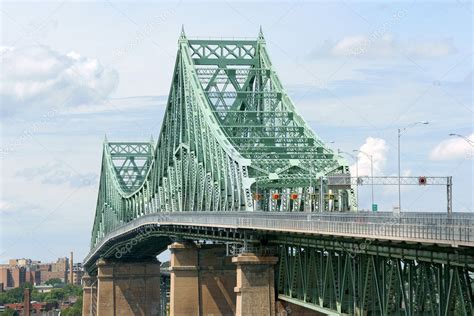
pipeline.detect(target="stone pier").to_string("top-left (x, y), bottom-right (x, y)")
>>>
top-left (232, 254), bottom-right (279, 316)
top-left (86, 245), bottom-right (280, 316)
top-left (94, 259), bottom-right (160, 316)
top-left (169, 242), bottom-right (236, 316)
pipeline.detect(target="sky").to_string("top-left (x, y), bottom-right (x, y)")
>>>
top-left (0, 0), bottom-right (472, 263)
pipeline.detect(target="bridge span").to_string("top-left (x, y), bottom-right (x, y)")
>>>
top-left (83, 212), bottom-right (474, 315)
top-left (82, 29), bottom-right (473, 316)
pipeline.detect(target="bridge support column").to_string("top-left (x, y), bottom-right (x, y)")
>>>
top-left (82, 273), bottom-right (97, 316)
top-left (232, 254), bottom-right (279, 316)
top-left (169, 242), bottom-right (199, 315)
top-left (96, 259), bottom-right (160, 316)
top-left (169, 242), bottom-right (236, 316)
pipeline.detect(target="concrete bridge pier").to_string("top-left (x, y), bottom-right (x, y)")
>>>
top-left (169, 242), bottom-right (279, 316)
top-left (94, 258), bottom-right (161, 316)
top-left (169, 241), bottom-right (236, 316)
top-left (232, 254), bottom-right (279, 316)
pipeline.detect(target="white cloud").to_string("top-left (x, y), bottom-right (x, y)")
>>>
top-left (0, 200), bottom-right (12, 213)
top-left (0, 199), bottom-right (41, 216)
top-left (321, 35), bottom-right (456, 59)
top-left (15, 162), bottom-right (98, 187)
top-left (331, 36), bottom-right (366, 56)
top-left (332, 34), bottom-right (397, 58)
top-left (405, 38), bottom-right (457, 58)
top-left (0, 46), bottom-right (14, 55)
top-left (430, 134), bottom-right (474, 160)
top-left (1, 45), bottom-right (118, 117)
top-left (350, 137), bottom-right (389, 176)
top-left (63, 95), bottom-right (167, 115)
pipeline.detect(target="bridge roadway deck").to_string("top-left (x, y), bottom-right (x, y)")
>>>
top-left (84, 211), bottom-right (474, 268)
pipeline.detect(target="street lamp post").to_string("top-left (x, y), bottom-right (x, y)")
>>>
top-left (397, 121), bottom-right (429, 212)
top-left (353, 149), bottom-right (374, 211)
top-left (448, 133), bottom-right (474, 147)
top-left (338, 149), bottom-right (359, 211)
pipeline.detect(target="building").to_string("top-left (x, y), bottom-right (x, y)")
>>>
top-left (1, 256), bottom-right (71, 288)
top-left (25, 270), bottom-right (41, 285)
top-left (40, 270), bottom-right (67, 284)
top-left (51, 257), bottom-right (68, 273)
top-left (72, 263), bottom-right (84, 285)
top-left (0, 266), bottom-right (26, 289)
top-left (0, 267), bottom-right (8, 288)
top-left (35, 284), bottom-right (54, 293)
top-left (4, 301), bottom-right (58, 313)
top-left (37, 257), bottom-right (69, 284)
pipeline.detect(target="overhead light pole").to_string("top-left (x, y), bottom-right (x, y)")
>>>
top-left (448, 133), bottom-right (474, 147)
top-left (353, 149), bottom-right (374, 211)
top-left (338, 149), bottom-right (359, 211)
top-left (398, 121), bottom-right (429, 212)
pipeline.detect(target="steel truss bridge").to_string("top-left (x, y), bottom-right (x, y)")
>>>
top-left (85, 29), bottom-right (474, 315)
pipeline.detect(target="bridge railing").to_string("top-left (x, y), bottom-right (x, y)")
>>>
top-left (153, 211), bottom-right (473, 245)
top-left (85, 211), bottom-right (473, 265)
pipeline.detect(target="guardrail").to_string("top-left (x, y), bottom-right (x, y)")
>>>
top-left (85, 211), bottom-right (474, 265)
top-left (161, 212), bottom-right (474, 243)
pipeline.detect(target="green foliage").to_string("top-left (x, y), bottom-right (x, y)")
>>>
top-left (44, 278), bottom-right (63, 286)
top-left (31, 289), bottom-right (47, 302)
top-left (61, 297), bottom-right (82, 316)
top-left (0, 283), bottom-right (82, 305)
top-left (0, 288), bottom-right (21, 304)
top-left (43, 288), bottom-right (66, 302)
top-left (2, 308), bottom-right (19, 316)
top-left (0, 283), bottom-right (33, 304)
top-left (62, 284), bottom-right (83, 297)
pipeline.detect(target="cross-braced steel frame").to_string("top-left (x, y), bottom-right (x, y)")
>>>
top-left (277, 244), bottom-right (473, 315)
top-left (90, 29), bottom-right (355, 248)
top-left (87, 30), bottom-right (473, 315)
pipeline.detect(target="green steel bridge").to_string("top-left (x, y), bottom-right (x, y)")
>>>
top-left (84, 30), bottom-right (474, 315)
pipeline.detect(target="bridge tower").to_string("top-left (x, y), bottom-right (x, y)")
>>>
top-left (82, 29), bottom-right (474, 316)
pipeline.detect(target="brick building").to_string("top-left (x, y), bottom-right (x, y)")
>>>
top-left (1, 257), bottom-right (70, 289)
top-left (0, 266), bottom-right (26, 288)
top-left (72, 263), bottom-right (84, 285)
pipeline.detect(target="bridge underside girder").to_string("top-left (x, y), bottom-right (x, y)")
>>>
top-left (83, 221), bottom-right (474, 314)
top-left (278, 245), bottom-right (473, 315)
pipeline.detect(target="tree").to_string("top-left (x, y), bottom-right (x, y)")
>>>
top-left (61, 297), bottom-right (82, 316)
top-left (44, 289), bottom-right (66, 302)
top-left (31, 289), bottom-right (46, 302)
top-left (0, 283), bottom-right (82, 307)
top-left (44, 278), bottom-right (63, 286)
top-left (2, 308), bottom-right (19, 316)
top-left (0, 283), bottom-right (32, 304)
top-left (62, 284), bottom-right (83, 297)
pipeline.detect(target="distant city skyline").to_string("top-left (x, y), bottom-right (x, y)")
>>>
top-left (1, 1), bottom-right (472, 263)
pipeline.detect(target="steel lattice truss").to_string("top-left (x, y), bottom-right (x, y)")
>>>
top-left (277, 245), bottom-right (473, 315)
top-left (88, 31), bottom-right (474, 314)
top-left (90, 30), bottom-right (355, 247)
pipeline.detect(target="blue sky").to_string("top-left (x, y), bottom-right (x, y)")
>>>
top-left (1, 1), bottom-right (472, 263)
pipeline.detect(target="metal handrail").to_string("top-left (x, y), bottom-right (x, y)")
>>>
top-left (84, 211), bottom-right (474, 265)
